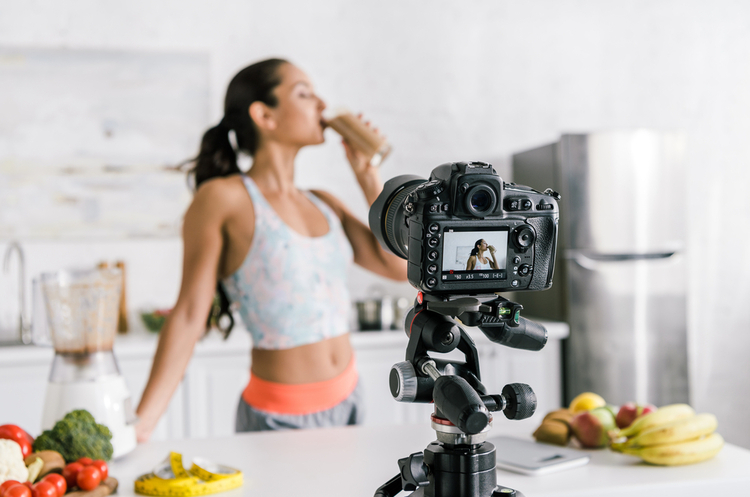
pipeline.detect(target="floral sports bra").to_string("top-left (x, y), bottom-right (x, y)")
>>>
top-left (222, 176), bottom-right (354, 350)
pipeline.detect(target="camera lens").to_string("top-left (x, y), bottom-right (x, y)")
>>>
top-left (369, 175), bottom-right (425, 258)
top-left (465, 185), bottom-right (497, 218)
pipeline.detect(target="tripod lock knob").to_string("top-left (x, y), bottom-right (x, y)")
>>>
top-left (501, 383), bottom-right (537, 420)
top-left (390, 361), bottom-right (418, 402)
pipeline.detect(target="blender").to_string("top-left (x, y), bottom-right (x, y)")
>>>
top-left (40, 266), bottom-right (137, 458)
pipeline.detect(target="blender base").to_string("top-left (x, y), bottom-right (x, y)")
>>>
top-left (42, 374), bottom-right (137, 459)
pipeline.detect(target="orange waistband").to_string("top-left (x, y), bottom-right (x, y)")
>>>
top-left (242, 357), bottom-right (358, 415)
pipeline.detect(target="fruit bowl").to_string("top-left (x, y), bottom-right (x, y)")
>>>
top-left (139, 309), bottom-right (171, 332)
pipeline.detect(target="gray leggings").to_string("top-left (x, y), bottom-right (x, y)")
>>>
top-left (235, 381), bottom-right (365, 432)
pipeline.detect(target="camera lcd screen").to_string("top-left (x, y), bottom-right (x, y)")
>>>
top-left (441, 229), bottom-right (509, 282)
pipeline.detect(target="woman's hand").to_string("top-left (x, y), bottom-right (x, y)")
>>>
top-left (341, 113), bottom-right (384, 206)
top-left (341, 113), bottom-right (385, 175)
top-left (135, 418), bottom-right (154, 444)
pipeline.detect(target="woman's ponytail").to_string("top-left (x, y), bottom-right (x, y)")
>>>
top-left (470, 239), bottom-right (484, 257)
top-left (187, 58), bottom-right (288, 190)
top-left (190, 118), bottom-right (240, 189)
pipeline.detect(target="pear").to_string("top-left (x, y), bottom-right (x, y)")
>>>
top-left (570, 406), bottom-right (617, 448)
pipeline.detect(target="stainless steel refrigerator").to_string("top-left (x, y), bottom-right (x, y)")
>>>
top-left (511, 130), bottom-right (688, 407)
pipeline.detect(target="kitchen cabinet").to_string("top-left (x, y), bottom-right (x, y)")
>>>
top-left (0, 317), bottom-right (568, 441)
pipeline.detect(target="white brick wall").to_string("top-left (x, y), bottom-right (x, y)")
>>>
top-left (1, 0), bottom-right (749, 447)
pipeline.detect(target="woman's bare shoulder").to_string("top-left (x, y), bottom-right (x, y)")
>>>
top-left (192, 175), bottom-right (248, 206)
top-left (185, 174), bottom-right (250, 223)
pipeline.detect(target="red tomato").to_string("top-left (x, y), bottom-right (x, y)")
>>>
top-left (90, 459), bottom-right (108, 480)
top-left (30, 482), bottom-right (56, 497)
top-left (76, 466), bottom-right (102, 491)
top-left (40, 475), bottom-right (66, 497)
top-left (76, 457), bottom-right (93, 466)
top-left (0, 424), bottom-right (32, 458)
top-left (62, 462), bottom-right (84, 488)
top-left (4, 486), bottom-right (31, 497)
top-left (0, 481), bottom-right (21, 497)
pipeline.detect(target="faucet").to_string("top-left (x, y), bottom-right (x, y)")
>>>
top-left (3, 241), bottom-right (31, 344)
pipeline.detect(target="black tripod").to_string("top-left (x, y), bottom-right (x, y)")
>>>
top-left (374, 293), bottom-right (548, 497)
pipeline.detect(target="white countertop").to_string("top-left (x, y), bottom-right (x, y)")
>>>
top-left (107, 422), bottom-right (750, 497)
top-left (0, 317), bottom-right (569, 365)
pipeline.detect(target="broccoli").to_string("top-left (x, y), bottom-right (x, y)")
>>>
top-left (32, 410), bottom-right (114, 462)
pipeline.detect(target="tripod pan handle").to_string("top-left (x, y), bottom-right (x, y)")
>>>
top-left (433, 375), bottom-right (490, 434)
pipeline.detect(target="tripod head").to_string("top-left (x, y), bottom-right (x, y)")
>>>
top-left (376, 293), bottom-right (547, 497)
top-left (390, 292), bottom-right (546, 434)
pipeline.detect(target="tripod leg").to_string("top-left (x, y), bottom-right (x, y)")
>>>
top-left (374, 474), bottom-right (404, 497)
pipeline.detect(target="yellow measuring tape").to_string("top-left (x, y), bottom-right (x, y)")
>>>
top-left (134, 452), bottom-right (244, 496)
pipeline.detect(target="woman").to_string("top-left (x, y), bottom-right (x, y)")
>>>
top-left (466, 239), bottom-right (499, 270)
top-left (135, 58), bottom-right (407, 441)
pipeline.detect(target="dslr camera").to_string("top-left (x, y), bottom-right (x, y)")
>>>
top-left (369, 160), bottom-right (560, 295)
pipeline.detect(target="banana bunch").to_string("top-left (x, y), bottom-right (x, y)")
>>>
top-left (610, 404), bottom-right (724, 466)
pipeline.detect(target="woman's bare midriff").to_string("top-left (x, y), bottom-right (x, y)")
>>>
top-left (250, 333), bottom-right (354, 384)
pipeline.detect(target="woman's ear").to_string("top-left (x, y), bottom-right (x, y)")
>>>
top-left (249, 102), bottom-right (277, 131)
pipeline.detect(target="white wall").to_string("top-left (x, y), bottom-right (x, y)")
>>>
top-left (1, 0), bottom-right (749, 448)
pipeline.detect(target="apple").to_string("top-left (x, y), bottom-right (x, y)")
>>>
top-left (615, 402), bottom-right (657, 429)
top-left (570, 406), bottom-right (617, 448)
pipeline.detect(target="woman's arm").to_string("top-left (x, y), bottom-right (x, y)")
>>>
top-left (488, 246), bottom-right (499, 270)
top-left (134, 180), bottom-right (233, 442)
top-left (314, 129), bottom-right (407, 281)
top-left (312, 189), bottom-right (407, 281)
top-left (466, 256), bottom-right (476, 271)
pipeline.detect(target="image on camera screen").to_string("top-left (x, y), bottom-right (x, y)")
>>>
top-left (442, 230), bottom-right (509, 274)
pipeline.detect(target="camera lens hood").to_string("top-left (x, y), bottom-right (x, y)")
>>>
top-left (369, 174), bottom-right (425, 258)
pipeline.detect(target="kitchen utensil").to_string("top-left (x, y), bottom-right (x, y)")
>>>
top-left (40, 266), bottom-right (137, 459)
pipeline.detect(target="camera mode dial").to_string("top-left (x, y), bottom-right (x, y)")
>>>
top-left (416, 180), bottom-right (445, 200)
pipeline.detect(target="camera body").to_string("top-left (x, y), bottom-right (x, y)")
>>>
top-left (369, 161), bottom-right (559, 295)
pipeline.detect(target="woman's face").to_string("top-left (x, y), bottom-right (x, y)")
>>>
top-left (478, 240), bottom-right (488, 251)
top-left (262, 63), bottom-right (327, 147)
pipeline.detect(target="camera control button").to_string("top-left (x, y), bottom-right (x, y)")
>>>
top-left (511, 279), bottom-right (520, 288)
top-left (505, 198), bottom-right (521, 211)
top-left (429, 223), bottom-right (440, 233)
top-left (522, 199), bottom-right (533, 210)
top-left (427, 264), bottom-right (438, 274)
top-left (441, 203), bottom-right (449, 212)
top-left (513, 256), bottom-right (521, 264)
top-left (518, 264), bottom-right (532, 276)
top-left (426, 277), bottom-right (437, 288)
top-left (536, 200), bottom-right (554, 210)
top-left (429, 204), bottom-right (439, 213)
top-left (428, 237), bottom-right (439, 247)
top-left (428, 250), bottom-right (439, 261)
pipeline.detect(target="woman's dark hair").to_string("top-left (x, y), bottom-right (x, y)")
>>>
top-left (189, 57), bottom-right (288, 189)
top-left (187, 58), bottom-right (288, 337)
top-left (470, 239), bottom-right (484, 257)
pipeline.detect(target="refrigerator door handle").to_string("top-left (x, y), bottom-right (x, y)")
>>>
top-left (566, 250), bottom-right (677, 270)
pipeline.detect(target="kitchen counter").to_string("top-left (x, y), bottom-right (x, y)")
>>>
top-left (108, 422), bottom-right (750, 497)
